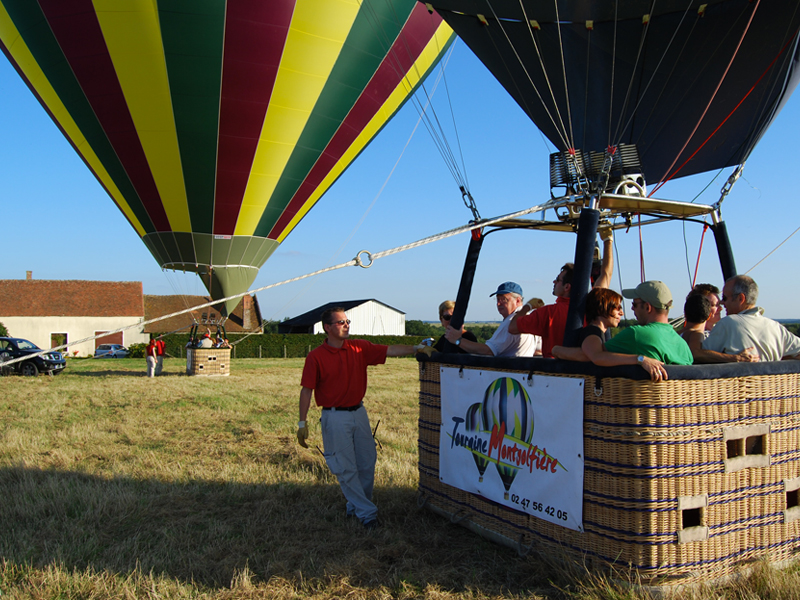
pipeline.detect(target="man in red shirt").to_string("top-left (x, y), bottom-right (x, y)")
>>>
top-left (146, 337), bottom-right (166, 377)
top-left (298, 307), bottom-right (422, 529)
top-left (509, 263), bottom-right (573, 358)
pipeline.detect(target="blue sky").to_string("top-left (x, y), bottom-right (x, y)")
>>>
top-left (2, 40), bottom-right (799, 323)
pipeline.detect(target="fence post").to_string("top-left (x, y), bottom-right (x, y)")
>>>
top-left (233, 345), bottom-right (236, 359)
top-left (283, 345), bottom-right (287, 359)
top-left (259, 346), bottom-right (262, 359)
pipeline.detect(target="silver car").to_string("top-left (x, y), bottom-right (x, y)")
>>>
top-left (95, 344), bottom-right (130, 358)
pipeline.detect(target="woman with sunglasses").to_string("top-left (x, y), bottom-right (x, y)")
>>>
top-left (552, 288), bottom-right (668, 381)
top-left (433, 300), bottom-right (477, 353)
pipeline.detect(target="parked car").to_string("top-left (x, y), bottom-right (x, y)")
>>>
top-left (0, 337), bottom-right (67, 376)
top-left (95, 344), bottom-right (130, 358)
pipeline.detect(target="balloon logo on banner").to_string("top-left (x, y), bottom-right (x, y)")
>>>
top-left (481, 377), bottom-right (534, 499)
top-left (465, 402), bottom-right (490, 482)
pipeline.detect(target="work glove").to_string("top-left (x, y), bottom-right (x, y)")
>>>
top-left (297, 421), bottom-right (309, 448)
top-left (414, 344), bottom-right (434, 357)
top-left (600, 227), bottom-right (613, 243)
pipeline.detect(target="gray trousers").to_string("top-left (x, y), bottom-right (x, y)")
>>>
top-left (320, 405), bottom-right (377, 523)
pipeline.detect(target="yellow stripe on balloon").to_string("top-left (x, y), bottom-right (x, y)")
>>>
top-left (0, 3), bottom-right (146, 237)
top-left (233, 0), bottom-right (361, 236)
top-left (274, 19), bottom-right (454, 242)
top-left (93, 0), bottom-right (191, 233)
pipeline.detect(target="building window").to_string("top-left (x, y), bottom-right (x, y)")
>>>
top-left (51, 333), bottom-right (68, 353)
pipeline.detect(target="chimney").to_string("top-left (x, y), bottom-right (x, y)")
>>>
top-left (26, 271), bottom-right (32, 281)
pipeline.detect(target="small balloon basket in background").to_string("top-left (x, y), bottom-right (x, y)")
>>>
top-left (186, 348), bottom-right (230, 377)
top-left (417, 355), bottom-right (800, 593)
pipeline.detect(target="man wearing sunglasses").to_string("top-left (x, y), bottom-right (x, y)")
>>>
top-left (603, 281), bottom-right (693, 365)
top-left (297, 307), bottom-right (425, 530)
top-left (703, 275), bottom-right (800, 362)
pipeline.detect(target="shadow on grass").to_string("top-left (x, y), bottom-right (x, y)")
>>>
top-left (0, 466), bottom-right (554, 596)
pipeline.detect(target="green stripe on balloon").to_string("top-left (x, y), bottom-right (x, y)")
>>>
top-left (159, 0), bottom-right (225, 234)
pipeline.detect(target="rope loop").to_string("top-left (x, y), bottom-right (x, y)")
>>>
top-left (354, 250), bottom-right (373, 268)
top-left (450, 508), bottom-right (471, 524)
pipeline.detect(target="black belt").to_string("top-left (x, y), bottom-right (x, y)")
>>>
top-left (322, 403), bottom-right (363, 412)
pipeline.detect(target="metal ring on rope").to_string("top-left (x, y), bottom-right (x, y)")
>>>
top-left (417, 493), bottom-right (429, 508)
top-left (354, 250), bottom-right (373, 268)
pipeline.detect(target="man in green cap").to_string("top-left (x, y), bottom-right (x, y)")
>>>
top-left (604, 281), bottom-right (693, 365)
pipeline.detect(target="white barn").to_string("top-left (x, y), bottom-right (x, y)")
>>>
top-left (278, 300), bottom-right (405, 336)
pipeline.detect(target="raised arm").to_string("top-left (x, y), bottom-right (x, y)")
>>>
top-left (592, 230), bottom-right (614, 289)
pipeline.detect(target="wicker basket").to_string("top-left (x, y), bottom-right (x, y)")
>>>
top-left (186, 347), bottom-right (230, 376)
top-left (418, 358), bottom-right (800, 588)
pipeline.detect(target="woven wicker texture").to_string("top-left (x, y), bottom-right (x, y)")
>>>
top-left (186, 348), bottom-right (230, 376)
top-left (417, 361), bottom-right (800, 586)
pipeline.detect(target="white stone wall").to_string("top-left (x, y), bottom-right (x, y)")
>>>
top-left (0, 316), bottom-right (148, 356)
top-left (311, 301), bottom-right (405, 335)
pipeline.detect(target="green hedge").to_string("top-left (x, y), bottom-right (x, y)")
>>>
top-left (158, 333), bottom-right (429, 359)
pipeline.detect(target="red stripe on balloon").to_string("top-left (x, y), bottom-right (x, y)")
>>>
top-left (212, 1), bottom-right (294, 235)
top-left (38, 0), bottom-right (171, 231)
top-left (266, 4), bottom-right (443, 240)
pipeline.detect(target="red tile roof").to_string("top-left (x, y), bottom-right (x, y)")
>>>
top-left (0, 279), bottom-right (143, 317)
top-left (143, 294), bottom-right (262, 334)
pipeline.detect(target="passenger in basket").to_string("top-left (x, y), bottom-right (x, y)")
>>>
top-left (681, 293), bottom-right (757, 364)
top-left (602, 281), bottom-right (693, 365)
top-left (432, 300), bottom-right (477, 353)
top-left (509, 264), bottom-right (573, 358)
top-left (703, 275), bottom-right (800, 361)
top-left (687, 283), bottom-right (723, 333)
top-left (444, 282), bottom-right (539, 357)
top-left (552, 288), bottom-right (668, 381)
top-left (198, 331), bottom-right (214, 348)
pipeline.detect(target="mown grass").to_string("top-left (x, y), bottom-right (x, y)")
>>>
top-left (1, 358), bottom-right (799, 599)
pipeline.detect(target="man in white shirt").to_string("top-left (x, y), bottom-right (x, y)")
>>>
top-left (703, 275), bottom-right (800, 362)
top-left (444, 281), bottom-right (539, 358)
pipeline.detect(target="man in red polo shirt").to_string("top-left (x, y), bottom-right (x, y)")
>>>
top-left (509, 263), bottom-right (573, 358)
top-left (297, 307), bottom-right (422, 529)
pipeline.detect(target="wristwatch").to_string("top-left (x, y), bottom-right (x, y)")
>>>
top-left (637, 355), bottom-right (644, 364)
top-left (454, 338), bottom-right (461, 346)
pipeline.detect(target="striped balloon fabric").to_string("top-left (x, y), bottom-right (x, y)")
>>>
top-left (0, 0), bottom-right (453, 313)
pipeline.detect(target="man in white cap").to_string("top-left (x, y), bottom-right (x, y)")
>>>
top-left (604, 280), bottom-right (693, 365)
top-left (445, 281), bottom-right (539, 358)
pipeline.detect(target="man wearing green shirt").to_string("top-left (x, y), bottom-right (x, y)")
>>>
top-left (605, 281), bottom-right (693, 366)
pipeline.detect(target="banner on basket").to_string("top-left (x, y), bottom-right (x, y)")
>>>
top-left (439, 367), bottom-right (584, 531)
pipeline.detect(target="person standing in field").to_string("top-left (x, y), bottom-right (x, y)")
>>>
top-left (297, 307), bottom-right (425, 529)
top-left (146, 337), bottom-right (165, 377)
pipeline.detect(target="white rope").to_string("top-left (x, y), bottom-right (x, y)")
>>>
top-left (1, 203), bottom-right (551, 369)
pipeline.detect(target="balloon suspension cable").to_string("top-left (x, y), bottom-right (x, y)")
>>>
top-left (566, 148), bottom-right (591, 197)
top-left (1, 203), bottom-right (551, 370)
top-left (460, 186), bottom-right (481, 221)
top-left (650, 0), bottom-right (761, 196)
top-left (716, 163), bottom-right (745, 210)
top-left (692, 223), bottom-right (710, 288)
top-left (638, 213), bottom-right (646, 282)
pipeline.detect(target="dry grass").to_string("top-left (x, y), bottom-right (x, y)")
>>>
top-left (1, 358), bottom-right (798, 599)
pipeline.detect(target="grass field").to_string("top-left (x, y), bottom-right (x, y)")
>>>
top-left (1, 358), bottom-right (799, 600)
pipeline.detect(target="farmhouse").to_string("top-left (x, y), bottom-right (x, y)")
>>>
top-left (279, 300), bottom-right (405, 335)
top-left (0, 273), bottom-right (148, 356)
top-left (0, 273), bottom-right (262, 356)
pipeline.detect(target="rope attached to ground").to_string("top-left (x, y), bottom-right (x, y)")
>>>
top-left (2, 203), bottom-right (551, 369)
